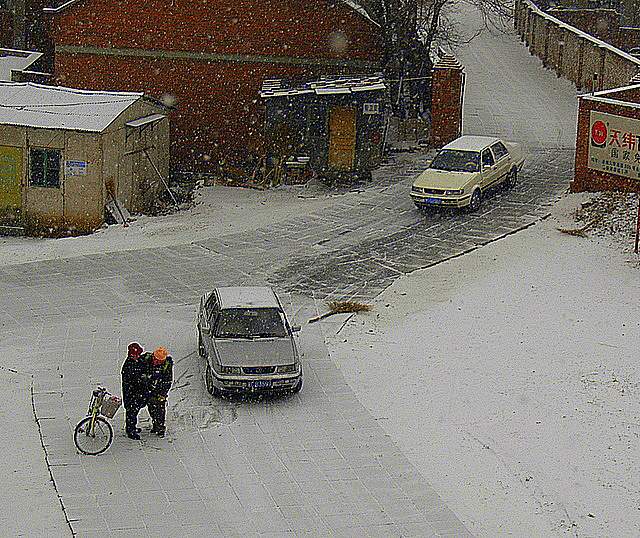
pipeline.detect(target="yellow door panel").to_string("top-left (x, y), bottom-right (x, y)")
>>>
top-left (0, 146), bottom-right (23, 213)
top-left (329, 107), bottom-right (356, 171)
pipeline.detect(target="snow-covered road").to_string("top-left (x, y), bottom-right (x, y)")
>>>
top-left (328, 196), bottom-right (640, 537)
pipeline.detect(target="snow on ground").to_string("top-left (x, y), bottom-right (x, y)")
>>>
top-left (0, 183), bottom-right (348, 267)
top-left (327, 194), bottom-right (640, 537)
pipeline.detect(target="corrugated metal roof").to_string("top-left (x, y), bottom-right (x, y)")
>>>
top-left (0, 82), bottom-right (144, 132)
top-left (260, 74), bottom-right (386, 98)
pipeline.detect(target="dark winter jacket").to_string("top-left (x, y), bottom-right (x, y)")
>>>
top-left (121, 352), bottom-right (152, 408)
top-left (148, 356), bottom-right (173, 401)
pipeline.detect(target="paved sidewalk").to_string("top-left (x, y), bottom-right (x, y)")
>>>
top-left (0, 369), bottom-right (70, 536)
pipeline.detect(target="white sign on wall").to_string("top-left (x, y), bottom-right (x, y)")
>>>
top-left (65, 160), bottom-right (87, 177)
top-left (363, 103), bottom-right (380, 115)
top-left (588, 110), bottom-right (640, 181)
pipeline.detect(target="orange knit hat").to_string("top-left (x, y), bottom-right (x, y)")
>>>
top-left (153, 347), bottom-right (169, 363)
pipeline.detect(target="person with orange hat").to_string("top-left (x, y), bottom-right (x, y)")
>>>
top-left (121, 342), bottom-right (152, 440)
top-left (147, 346), bottom-right (173, 437)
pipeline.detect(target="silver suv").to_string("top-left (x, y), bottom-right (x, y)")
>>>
top-left (197, 286), bottom-right (303, 396)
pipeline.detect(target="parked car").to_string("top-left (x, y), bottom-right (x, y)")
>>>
top-left (411, 135), bottom-right (525, 211)
top-left (197, 286), bottom-right (303, 397)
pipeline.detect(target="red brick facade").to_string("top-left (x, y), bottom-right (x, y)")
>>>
top-left (49, 0), bottom-right (383, 171)
top-left (572, 87), bottom-right (640, 193)
top-left (430, 56), bottom-right (465, 148)
top-left (0, 10), bottom-right (13, 47)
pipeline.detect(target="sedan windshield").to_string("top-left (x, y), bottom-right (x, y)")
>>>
top-left (430, 150), bottom-right (480, 172)
top-left (214, 308), bottom-right (287, 338)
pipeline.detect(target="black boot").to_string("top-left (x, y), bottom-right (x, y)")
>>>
top-left (126, 431), bottom-right (141, 440)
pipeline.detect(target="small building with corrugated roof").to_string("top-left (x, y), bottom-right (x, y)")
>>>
top-left (0, 82), bottom-right (169, 235)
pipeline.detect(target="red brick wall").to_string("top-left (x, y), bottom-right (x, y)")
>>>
top-left (617, 27), bottom-right (640, 51)
top-left (430, 61), bottom-right (464, 147)
top-left (548, 8), bottom-right (619, 42)
top-left (50, 0), bottom-right (383, 170)
top-left (0, 11), bottom-right (13, 47)
top-left (573, 96), bottom-right (640, 193)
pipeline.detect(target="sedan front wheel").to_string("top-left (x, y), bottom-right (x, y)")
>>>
top-left (468, 189), bottom-right (482, 212)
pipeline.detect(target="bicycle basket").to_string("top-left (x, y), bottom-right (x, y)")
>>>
top-left (100, 394), bottom-right (122, 418)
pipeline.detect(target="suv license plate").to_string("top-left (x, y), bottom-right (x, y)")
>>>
top-left (425, 197), bottom-right (442, 204)
top-left (252, 380), bottom-right (272, 389)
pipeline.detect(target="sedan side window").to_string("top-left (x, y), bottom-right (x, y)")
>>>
top-left (482, 149), bottom-right (495, 168)
top-left (491, 142), bottom-right (508, 161)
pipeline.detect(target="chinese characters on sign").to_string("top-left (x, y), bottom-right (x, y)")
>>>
top-left (64, 160), bottom-right (87, 177)
top-left (588, 111), bottom-right (640, 181)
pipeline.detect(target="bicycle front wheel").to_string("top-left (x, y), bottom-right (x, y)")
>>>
top-left (74, 416), bottom-right (113, 455)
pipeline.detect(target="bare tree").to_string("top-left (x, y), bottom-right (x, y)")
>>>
top-left (359, 0), bottom-right (513, 115)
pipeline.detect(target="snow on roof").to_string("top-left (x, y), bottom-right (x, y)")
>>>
top-left (442, 135), bottom-right (501, 152)
top-left (260, 75), bottom-right (386, 98)
top-left (340, 0), bottom-right (377, 26)
top-left (0, 82), bottom-right (144, 132)
top-left (0, 49), bottom-right (43, 82)
top-left (125, 113), bottom-right (165, 128)
top-left (216, 287), bottom-right (280, 309)
top-left (45, 0), bottom-right (379, 26)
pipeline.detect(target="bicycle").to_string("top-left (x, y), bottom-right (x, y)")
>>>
top-left (73, 386), bottom-right (120, 456)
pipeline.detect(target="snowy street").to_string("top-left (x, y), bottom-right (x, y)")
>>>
top-left (0, 7), bottom-right (601, 538)
top-left (328, 195), bottom-right (640, 537)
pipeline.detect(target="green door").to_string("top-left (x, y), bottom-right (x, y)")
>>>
top-left (0, 146), bottom-right (23, 225)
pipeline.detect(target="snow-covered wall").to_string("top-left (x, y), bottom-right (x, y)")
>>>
top-left (515, 0), bottom-right (640, 92)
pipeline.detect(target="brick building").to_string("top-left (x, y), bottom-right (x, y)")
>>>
top-left (572, 83), bottom-right (640, 193)
top-left (47, 0), bottom-right (383, 172)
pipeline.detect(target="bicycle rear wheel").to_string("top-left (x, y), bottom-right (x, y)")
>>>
top-left (74, 416), bottom-right (113, 455)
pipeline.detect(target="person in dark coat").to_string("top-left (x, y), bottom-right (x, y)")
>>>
top-left (147, 347), bottom-right (173, 437)
top-left (121, 342), bottom-right (151, 440)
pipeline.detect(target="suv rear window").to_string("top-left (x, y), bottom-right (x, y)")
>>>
top-left (215, 308), bottom-right (287, 338)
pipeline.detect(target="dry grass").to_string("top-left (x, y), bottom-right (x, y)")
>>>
top-left (308, 300), bottom-right (372, 323)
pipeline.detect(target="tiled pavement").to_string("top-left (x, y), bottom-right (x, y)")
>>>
top-left (0, 144), bottom-right (574, 537)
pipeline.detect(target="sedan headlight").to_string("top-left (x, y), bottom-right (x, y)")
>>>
top-left (277, 364), bottom-right (299, 374)
top-left (411, 185), bottom-right (422, 193)
top-left (444, 189), bottom-right (464, 195)
top-left (220, 365), bottom-right (242, 375)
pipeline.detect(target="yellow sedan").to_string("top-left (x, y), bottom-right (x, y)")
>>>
top-left (411, 135), bottom-right (525, 211)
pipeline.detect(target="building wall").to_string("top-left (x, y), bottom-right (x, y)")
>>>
top-left (101, 99), bottom-right (170, 213)
top-left (547, 8), bottom-right (619, 43)
top-left (618, 27), bottom-right (640, 51)
top-left (0, 10), bottom-right (13, 48)
top-left (50, 0), bottom-right (383, 172)
top-left (572, 95), bottom-right (640, 192)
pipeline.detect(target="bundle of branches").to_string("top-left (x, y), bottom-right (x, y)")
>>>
top-left (557, 217), bottom-right (602, 238)
top-left (308, 301), bottom-right (372, 323)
